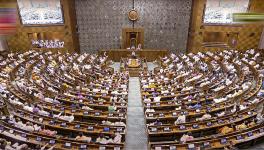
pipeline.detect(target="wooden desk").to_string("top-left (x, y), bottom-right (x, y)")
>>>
top-left (99, 49), bottom-right (169, 61)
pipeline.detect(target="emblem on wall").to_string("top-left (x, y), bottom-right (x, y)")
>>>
top-left (128, 9), bottom-right (139, 21)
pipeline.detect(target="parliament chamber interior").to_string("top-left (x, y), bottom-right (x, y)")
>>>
top-left (0, 0), bottom-right (264, 150)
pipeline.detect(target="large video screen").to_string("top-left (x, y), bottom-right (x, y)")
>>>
top-left (17, 0), bottom-right (64, 25)
top-left (203, 0), bottom-right (249, 24)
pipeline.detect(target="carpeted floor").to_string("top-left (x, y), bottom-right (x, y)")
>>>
top-left (114, 62), bottom-right (264, 150)
top-left (125, 77), bottom-right (148, 150)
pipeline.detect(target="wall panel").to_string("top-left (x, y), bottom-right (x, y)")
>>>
top-left (75, 0), bottom-right (192, 53)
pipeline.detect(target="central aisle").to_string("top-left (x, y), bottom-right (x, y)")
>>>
top-left (125, 77), bottom-right (148, 150)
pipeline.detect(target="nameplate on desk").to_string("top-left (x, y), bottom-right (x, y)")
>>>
top-left (188, 144), bottom-right (195, 149)
top-left (179, 125), bottom-right (186, 130)
top-left (83, 111), bottom-right (89, 115)
top-left (89, 101), bottom-right (94, 104)
top-left (102, 94), bottom-right (107, 96)
top-left (172, 112), bottom-right (177, 116)
top-left (87, 126), bottom-right (94, 131)
top-left (64, 142), bottom-right (71, 148)
top-left (21, 133), bottom-right (27, 138)
top-left (60, 122), bottom-right (67, 127)
top-left (121, 103), bottom-right (126, 106)
top-left (103, 127), bottom-right (110, 132)
top-left (75, 124), bottom-right (80, 129)
top-left (108, 113), bottom-right (113, 117)
top-left (114, 147), bottom-right (121, 150)
top-left (192, 124), bottom-right (199, 129)
top-left (49, 139), bottom-right (56, 144)
top-left (206, 107), bottom-right (212, 111)
top-left (229, 117), bottom-right (234, 122)
top-left (207, 122), bottom-right (212, 126)
top-left (94, 112), bottom-right (101, 116)
top-left (203, 142), bottom-right (210, 148)
top-left (49, 120), bottom-right (55, 125)
top-left (117, 128), bottom-right (123, 132)
top-left (164, 94), bottom-right (168, 96)
top-left (148, 113), bottom-right (154, 117)
top-left (156, 103), bottom-right (160, 106)
top-left (159, 113), bottom-right (164, 117)
top-left (20, 112), bottom-right (24, 116)
top-left (71, 109), bottom-right (76, 113)
top-left (146, 103), bottom-right (151, 107)
top-left (169, 146), bottom-right (176, 150)
top-left (36, 136), bottom-right (42, 141)
top-left (99, 146), bottom-right (106, 150)
top-left (236, 135), bottom-right (243, 140)
top-left (151, 127), bottom-right (157, 132)
top-left (220, 138), bottom-right (227, 144)
top-left (247, 132), bottom-right (253, 137)
top-left (218, 119), bottom-right (224, 124)
top-left (99, 102), bottom-right (103, 105)
top-left (154, 146), bottom-right (161, 150)
top-left (80, 144), bottom-right (87, 149)
top-left (119, 113), bottom-right (124, 117)
top-left (164, 127), bottom-right (171, 132)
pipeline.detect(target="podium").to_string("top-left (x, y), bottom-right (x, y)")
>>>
top-left (99, 49), bottom-right (168, 62)
top-left (120, 53), bottom-right (148, 77)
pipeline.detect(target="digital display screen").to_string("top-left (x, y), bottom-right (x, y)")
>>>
top-left (17, 0), bottom-right (64, 25)
top-left (203, 0), bottom-right (249, 24)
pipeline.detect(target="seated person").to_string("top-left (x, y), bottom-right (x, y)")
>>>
top-left (198, 111), bottom-right (211, 121)
top-left (153, 119), bottom-right (162, 126)
top-left (136, 44), bottom-right (142, 50)
top-left (3, 141), bottom-right (28, 150)
top-left (131, 51), bottom-right (137, 59)
top-left (32, 104), bottom-right (40, 113)
top-left (174, 114), bottom-right (186, 124)
top-left (54, 112), bottom-right (74, 123)
top-left (218, 126), bottom-right (234, 134)
top-left (39, 126), bottom-right (57, 136)
top-left (108, 105), bottom-right (117, 113)
top-left (107, 133), bottom-right (122, 144)
top-left (235, 122), bottom-right (247, 131)
top-left (113, 133), bottom-right (122, 143)
top-left (96, 133), bottom-right (109, 144)
top-left (40, 143), bottom-right (56, 150)
top-left (189, 102), bottom-right (201, 109)
top-left (75, 132), bottom-right (91, 142)
top-left (180, 132), bottom-right (194, 143)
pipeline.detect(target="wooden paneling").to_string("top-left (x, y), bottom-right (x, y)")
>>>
top-left (122, 28), bottom-right (144, 49)
top-left (99, 49), bottom-right (168, 62)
